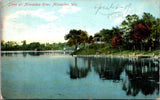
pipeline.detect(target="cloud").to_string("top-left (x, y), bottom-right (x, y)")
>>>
top-left (4, 9), bottom-right (58, 21)
top-left (2, 6), bottom-right (82, 43)
top-left (2, 20), bottom-right (29, 42)
top-left (24, 23), bottom-right (69, 43)
top-left (3, 20), bottom-right (28, 33)
top-left (4, 6), bottom-right (82, 22)
top-left (3, 22), bottom-right (69, 43)
top-left (58, 6), bottom-right (82, 15)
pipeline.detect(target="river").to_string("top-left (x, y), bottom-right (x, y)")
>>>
top-left (1, 51), bottom-right (159, 99)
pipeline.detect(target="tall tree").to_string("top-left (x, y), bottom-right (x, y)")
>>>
top-left (79, 31), bottom-right (88, 48)
top-left (99, 29), bottom-right (114, 54)
top-left (131, 13), bottom-right (155, 51)
top-left (150, 18), bottom-right (160, 50)
top-left (120, 14), bottom-right (139, 50)
top-left (132, 22), bottom-right (151, 42)
top-left (141, 12), bottom-right (156, 27)
top-left (99, 29), bottom-right (114, 43)
top-left (21, 40), bottom-right (27, 50)
top-left (65, 29), bottom-right (88, 51)
top-left (131, 22), bottom-right (151, 51)
top-left (65, 29), bottom-right (81, 51)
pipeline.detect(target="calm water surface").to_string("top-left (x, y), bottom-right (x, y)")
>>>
top-left (1, 51), bottom-right (159, 99)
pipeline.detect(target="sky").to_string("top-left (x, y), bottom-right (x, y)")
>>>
top-left (1, 0), bottom-right (160, 43)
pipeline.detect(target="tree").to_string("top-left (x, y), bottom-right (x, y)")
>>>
top-left (21, 40), bottom-right (27, 50)
top-left (99, 29), bottom-right (113, 55)
top-left (99, 27), bottom-right (123, 54)
top-left (120, 13), bottom-right (157, 51)
top-left (150, 18), bottom-right (160, 50)
top-left (120, 14), bottom-right (139, 50)
top-left (111, 34), bottom-right (123, 46)
top-left (140, 13), bottom-right (156, 51)
top-left (141, 12), bottom-right (156, 27)
top-left (132, 22), bottom-right (151, 42)
top-left (87, 35), bottom-right (94, 44)
top-left (131, 22), bottom-right (151, 51)
top-left (99, 29), bottom-right (114, 42)
top-left (1, 40), bottom-right (5, 50)
top-left (65, 29), bottom-right (81, 51)
top-left (111, 33), bottom-right (123, 52)
top-left (121, 14), bottom-right (139, 33)
top-left (130, 13), bottom-right (155, 51)
top-left (79, 30), bottom-right (88, 48)
top-left (45, 43), bottom-right (52, 50)
top-left (4, 41), bottom-right (18, 50)
top-left (28, 42), bottom-right (41, 50)
top-left (65, 29), bottom-right (88, 51)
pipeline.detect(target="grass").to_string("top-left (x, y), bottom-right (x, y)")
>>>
top-left (72, 44), bottom-right (159, 56)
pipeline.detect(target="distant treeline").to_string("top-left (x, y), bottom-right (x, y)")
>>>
top-left (1, 40), bottom-right (74, 51)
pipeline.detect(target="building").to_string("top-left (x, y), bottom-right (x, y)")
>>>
top-left (93, 34), bottom-right (104, 44)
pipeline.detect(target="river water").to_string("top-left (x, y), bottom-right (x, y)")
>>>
top-left (1, 51), bottom-right (159, 99)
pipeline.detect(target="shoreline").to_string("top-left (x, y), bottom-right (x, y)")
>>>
top-left (73, 54), bottom-right (160, 60)
top-left (1, 50), bottom-right (159, 59)
top-left (0, 50), bottom-right (73, 53)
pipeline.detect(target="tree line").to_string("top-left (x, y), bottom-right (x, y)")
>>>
top-left (1, 40), bottom-right (74, 51)
top-left (65, 12), bottom-right (160, 53)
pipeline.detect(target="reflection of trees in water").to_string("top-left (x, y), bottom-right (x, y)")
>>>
top-left (1, 52), bottom-right (41, 56)
top-left (22, 52), bottom-right (27, 57)
top-left (123, 59), bottom-right (159, 96)
top-left (28, 52), bottom-right (41, 56)
top-left (28, 52), bottom-right (70, 56)
top-left (68, 57), bottom-right (159, 96)
top-left (1, 53), bottom-right (13, 56)
top-left (124, 80), bottom-right (158, 96)
top-left (92, 57), bottom-right (128, 81)
top-left (69, 57), bottom-right (91, 79)
top-left (68, 57), bottom-right (128, 80)
top-left (1, 52), bottom-right (71, 57)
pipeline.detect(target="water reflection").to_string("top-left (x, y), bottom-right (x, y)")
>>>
top-left (123, 59), bottom-right (159, 96)
top-left (22, 52), bottom-right (27, 57)
top-left (1, 51), bottom-right (72, 57)
top-left (1, 52), bottom-right (159, 98)
top-left (28, 52), bottom-right (41, 56)
top-left (92, 57), bottom-right (127, 81)
top-left (69, 57), bottom-right (91, 79)
top-left (68, 57), bottom-right (159, 96)
top-left (124, 79), bottom-right (158, 96)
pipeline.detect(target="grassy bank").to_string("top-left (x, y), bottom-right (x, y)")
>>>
top-left (72, 44), bottom-right (159, 56)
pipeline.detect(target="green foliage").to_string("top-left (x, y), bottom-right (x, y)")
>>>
top-left (64, 29), bottom-right (91, 51)
top-left (72, 44), bottom-right (104, 55)
top-left (73, 45), bottom-right (159, 56)
top-left (120, 12), bottom-right (159, 51)
top-left (99, 29), bottom-right (113, 42)
top-left (1, 40), bottom-right (73, 51)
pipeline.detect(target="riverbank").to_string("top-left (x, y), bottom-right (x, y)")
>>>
top-left (72, 48), bottom-right (159, 59)
top-left (1, 50), bottom-right (73, 53)
top-left (73, 54), bottom-right (160, 59)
